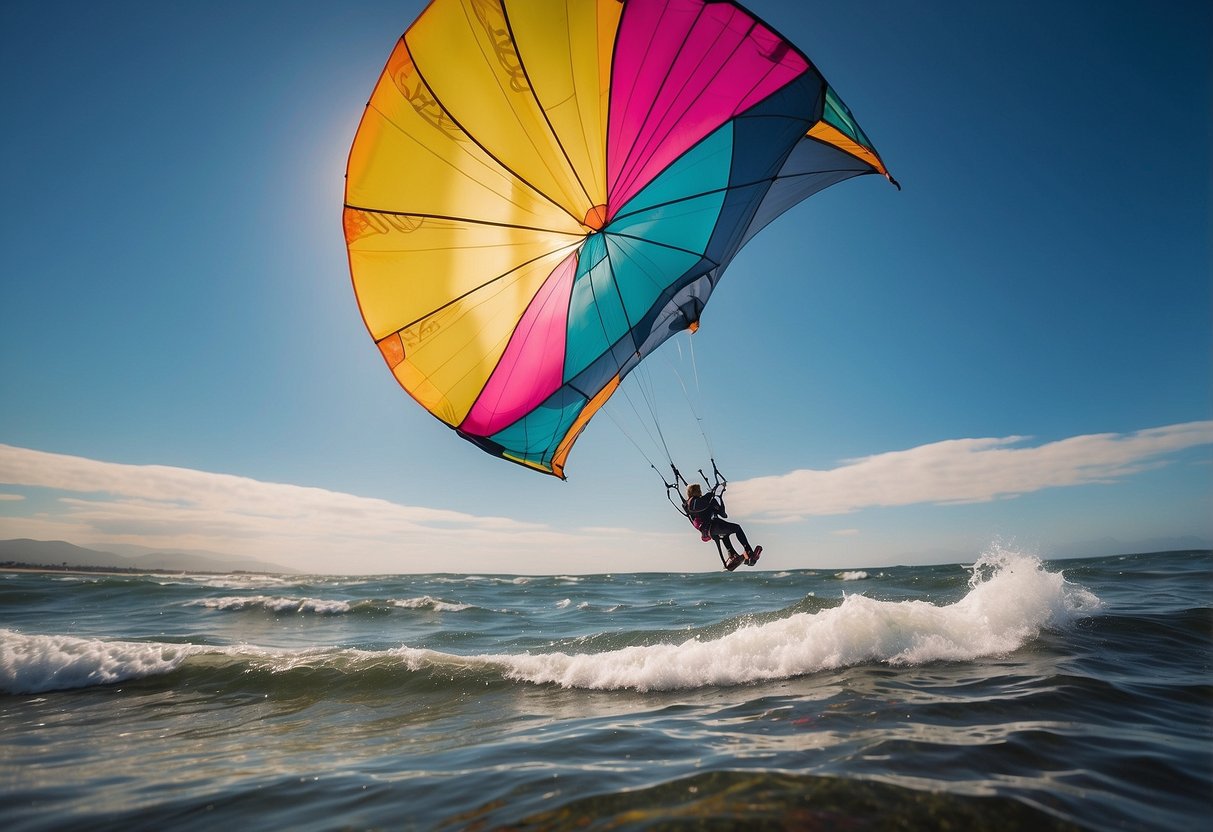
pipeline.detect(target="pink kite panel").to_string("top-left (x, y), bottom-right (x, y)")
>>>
top-left (607, 0), bottom-right (808, 213)
top-left (461, 251), bottom-right (578, 437)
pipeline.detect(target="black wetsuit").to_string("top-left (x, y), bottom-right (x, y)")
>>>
top-left (686, 492), bottom-right (752, 556)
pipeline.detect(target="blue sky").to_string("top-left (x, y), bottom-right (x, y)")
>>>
top-left (1, 0), bottom-right (1210, 574)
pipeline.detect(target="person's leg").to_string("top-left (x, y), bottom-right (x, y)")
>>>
top-left (733, 525), bottom-right (753, 554)
top-left (711, 519), bottom-right (745, 555)
top-left (715, 519), bottom-right (753, 554)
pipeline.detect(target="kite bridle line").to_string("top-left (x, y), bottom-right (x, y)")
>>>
top-left (700, 458), bottom-right (726, 495)
top-left (661, 330), bottom-right (715, 462)
top-left (602, 331), bottom-right (720, 492)
top-left (602, 332), bottom-right (729, 549)
top-left (658, 462), bottom-right (689, 517)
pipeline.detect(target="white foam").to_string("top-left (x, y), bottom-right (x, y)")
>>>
top-left (190, 594), bottom-right (477, 614)
top-left (2, 549), bottom-right (1101, 696)
top-left (0, 629), bottom-right (198, 694)
top-left (390, 596), bottom-right (473, 612)
top-left (172, 574), bottom-right (295, 590)
top-left (187, 595), bottom-right (352, 614)
top-left (838, 570), bottom-right (869, 581)
top-left (396, 549), bottom-right (1099, 692)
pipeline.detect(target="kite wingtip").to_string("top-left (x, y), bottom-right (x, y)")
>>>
top-left (887, 173), bottom-right (902, 191)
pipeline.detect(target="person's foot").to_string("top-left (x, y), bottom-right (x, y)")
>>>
top-left (744, 545), bottom-right (763, 566)
top-left (724, 553), bottom-right (743, 571)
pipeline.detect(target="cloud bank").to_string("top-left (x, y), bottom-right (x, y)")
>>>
top-left (728, 421), bottom-right (1213, 523)
top-left (1, 420), bottom-right (1208, 572)
top-left (0, 445), bottom-right (651, 573)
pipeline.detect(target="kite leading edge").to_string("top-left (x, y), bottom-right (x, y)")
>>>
top-left (343, 0), bottom-right (896, 478)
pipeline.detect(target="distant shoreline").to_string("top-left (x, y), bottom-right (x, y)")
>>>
top-left (0, 562), bottom-right (276, 577)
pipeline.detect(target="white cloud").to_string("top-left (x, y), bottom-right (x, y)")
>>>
top-left (728, 421), bottom-right (1213, 523)
top-left (0, 444), bottom-right (672, 574)
top-left (2, 420), bottom-right (1209, 573)
top-left (0, 493), bottom-right (25, 501)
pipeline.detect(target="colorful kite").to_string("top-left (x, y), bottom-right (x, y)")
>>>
top-left (344, 0), bottom-right (895, 478)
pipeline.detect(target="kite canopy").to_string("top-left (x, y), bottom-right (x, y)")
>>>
top-left (344, 0), bottom-right (894, 478)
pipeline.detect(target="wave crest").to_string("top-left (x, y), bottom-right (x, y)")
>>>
top-left (188, 596), bottom-right (352, 614)
top-left (186, 595), bottom-right (476, 615)
top-left (1, 629), bottom-right (198, 694)
top-left (2, 550), bottom-right (1101, 695)
top-left (463, 550), bottom-right (1100, 691)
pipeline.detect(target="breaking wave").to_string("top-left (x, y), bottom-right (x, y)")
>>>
top-left (185, 595), bottom-right (476, 615)
top-left (2, 552), bottom-right (1099, 695)
top-left (421, 550), bottom-right (1101, 691)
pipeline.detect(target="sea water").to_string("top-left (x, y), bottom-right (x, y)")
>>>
top-left (1, 547), bottom-right (1209, 830)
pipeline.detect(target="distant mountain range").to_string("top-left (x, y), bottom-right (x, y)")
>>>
top-left (0, 539), bottom-right (294, 575)
top-left (1050, 534), bottom-right (1213, 559)
top-left (868, 535), bottom-right (1212, 568)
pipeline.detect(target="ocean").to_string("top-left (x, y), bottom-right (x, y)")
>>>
top-left (1, 547), bottom-right (1209, 831)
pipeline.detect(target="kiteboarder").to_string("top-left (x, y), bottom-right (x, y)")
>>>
top-left (684, 483), bottom-right (761, 571)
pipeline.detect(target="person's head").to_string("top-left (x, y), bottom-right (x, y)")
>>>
top-left (686, 483), bottom-right (702, 499)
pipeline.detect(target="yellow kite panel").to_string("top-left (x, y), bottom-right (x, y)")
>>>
top-left (406, 0), bottom-right (592, 223)
top-left (503, 0), bottom-right (622, 209)
top-left (389, 246), bottom-right (575, 426)
top-left (346, 210), bottom-right (578, 340)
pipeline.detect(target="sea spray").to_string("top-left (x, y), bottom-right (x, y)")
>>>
top-left (0, 550), bottom-right (1101, 695)
top-left (459, 550), bottom-right (1101, 691)
top-left (0, 629), bottom-right (197, 694)
top-left (960, 545), bottom-right (1102, 638)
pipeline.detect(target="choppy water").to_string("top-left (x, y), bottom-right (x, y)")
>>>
top-left (2, 547), bottom-right (1209, 830)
